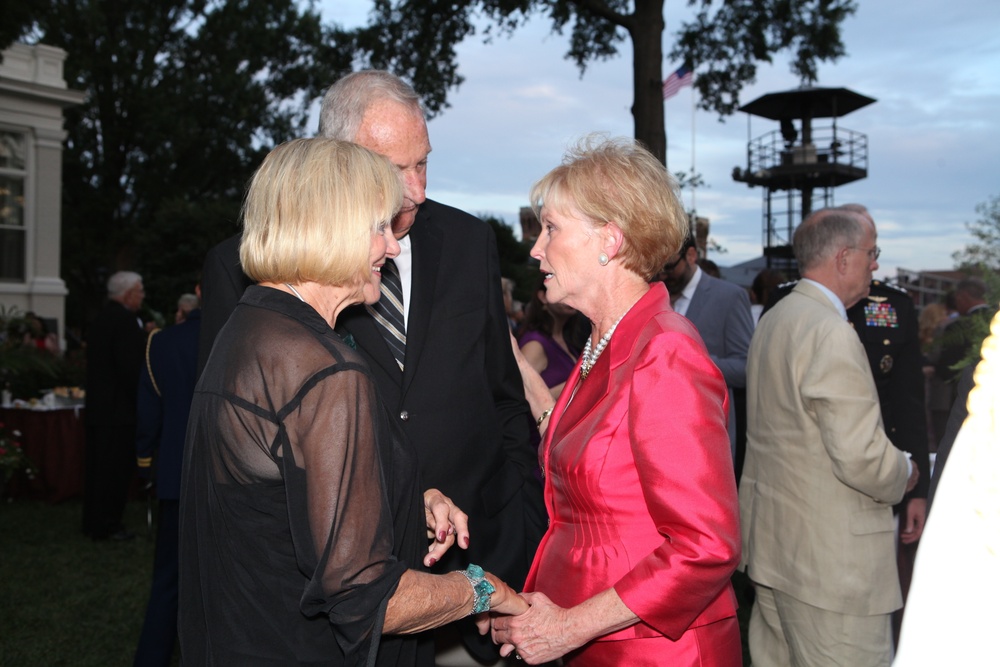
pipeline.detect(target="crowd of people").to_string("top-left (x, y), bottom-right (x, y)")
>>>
top-left (68, 69), bottom-right (995, 667)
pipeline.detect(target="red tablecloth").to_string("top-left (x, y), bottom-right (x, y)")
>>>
top-left (1, 406), bottom-right (85, 502)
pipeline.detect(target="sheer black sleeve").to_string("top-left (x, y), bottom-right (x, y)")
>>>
top-left (283, 363), bottom-right (407, 664)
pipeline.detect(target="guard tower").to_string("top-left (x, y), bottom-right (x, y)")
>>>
top-left (732, 86), bottom-right (875, 273)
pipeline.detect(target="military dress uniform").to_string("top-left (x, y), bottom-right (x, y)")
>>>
top-left (847, 280), bottom-right (930, 643)
top-left (846, 280), bottom-right (930, 507)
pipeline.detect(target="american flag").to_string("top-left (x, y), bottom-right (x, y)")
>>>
top-left (662, 66), bottom-right (693, 100)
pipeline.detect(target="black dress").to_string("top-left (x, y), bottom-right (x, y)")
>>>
top-left (179, 286), bottom-right (432, 666)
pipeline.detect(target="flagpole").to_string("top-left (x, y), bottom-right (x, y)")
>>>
top-left (664, 88), bottom-right (669, 172)
top-left (691, 82), bottom-right (696, 214)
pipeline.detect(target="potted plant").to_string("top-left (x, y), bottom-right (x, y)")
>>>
top-left (0, 305), bottom-right (59, 401)
top-left (0, 421), bottom-right (35, 498)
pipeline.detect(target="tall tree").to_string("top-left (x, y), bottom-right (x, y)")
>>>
top-left (354, 0), bottom-right (856, 162)
top-left (485, 216), bottom-right (536, 301)
top-left (953, 195), bottom-right (1000, 272)
top-left (10, 1), bottom-right (351, 325)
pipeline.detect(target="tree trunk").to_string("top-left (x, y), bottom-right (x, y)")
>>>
top-left (628, 0), bottom-right (666, 164)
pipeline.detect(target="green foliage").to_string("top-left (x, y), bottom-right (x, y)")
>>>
top-left (18, 0), bottom-right (353, 327)
top-left (0, 0), bottom-right (43, 50)
top-left (484, 216), bottom-right (537, 303)
top-left (352, 0), bottom-right (478, 116)
top-left (672, 0), bottom-right (857, 116)
top-left (946, 196), bottom-right (1000, 373)
top-left (0, 306), bottom-right (59, 398)
top-left (356, 0), bottom-right (856, 162)
top-left (949, 267), bottom-right (1000, 376)
top-left (0, 421), bottom-right (36, 484)
top-left (673, 169), bottom-right (706, 192)
top-left (953, 195), bottom-right (1000, 272)
top-left (952, 310), bottom-right (993, 375)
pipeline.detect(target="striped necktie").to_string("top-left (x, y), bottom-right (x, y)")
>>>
top-left (367, 258), bottom-right (406, 371)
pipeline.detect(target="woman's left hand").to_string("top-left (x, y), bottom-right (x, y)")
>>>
top-left (491, 591), bottom-right (582, 664)
top-left (422, 488), bottom-right (470, 567)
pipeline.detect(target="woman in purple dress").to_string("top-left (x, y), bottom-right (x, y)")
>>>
top-left (517, 284), bottom-right (581, 400)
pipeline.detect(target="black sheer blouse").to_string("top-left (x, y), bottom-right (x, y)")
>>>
top-left (179, 286), bottom-right (431, 666)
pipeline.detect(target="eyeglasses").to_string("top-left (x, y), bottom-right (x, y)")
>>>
top-left (850, 245), bottom-right (881, 261)
top-left (662, 254), bottom-right (684, 272)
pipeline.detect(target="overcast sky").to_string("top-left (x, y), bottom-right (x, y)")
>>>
top-left (321, 1), bottom-right (1000, 279)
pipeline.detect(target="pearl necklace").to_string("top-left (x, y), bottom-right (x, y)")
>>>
top-left (580, 313), bottom-right (626, 380)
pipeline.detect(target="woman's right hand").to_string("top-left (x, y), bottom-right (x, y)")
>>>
top-left (422, 488), bottom-right (469, 567)
top-left (509, 331), bottom-right (530, 370)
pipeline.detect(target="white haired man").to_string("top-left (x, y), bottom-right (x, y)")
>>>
top-left (83, 271), bottom-right (148, 540)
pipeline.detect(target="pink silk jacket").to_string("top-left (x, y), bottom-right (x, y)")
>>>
top-left (524, 283), bottom-right (741, 663)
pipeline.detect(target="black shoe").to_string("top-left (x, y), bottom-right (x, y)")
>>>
top-left (108, 529), bottom-right (135, 541)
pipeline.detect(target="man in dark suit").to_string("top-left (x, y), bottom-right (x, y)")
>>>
top-left (133, 297), bottom-right (201, 667)
top-left (928, 278), bottom-right (996, 513)
top-left (198, 70), bottom-right (544, 661)
top-left (197, 234), bottom-right (243, 372)
top-left (660, 232), bottom-right (754, 468)
top-left (934, 277), bottom-right (995, 385)
top-left (83, 271), bottom-right (148, 540)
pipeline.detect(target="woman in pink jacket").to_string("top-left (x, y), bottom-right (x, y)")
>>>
top-left (495, 135), bottom-right (742, 666)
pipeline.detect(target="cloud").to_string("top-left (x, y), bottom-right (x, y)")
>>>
top-left (328, 0), bottom-right (1000, 277)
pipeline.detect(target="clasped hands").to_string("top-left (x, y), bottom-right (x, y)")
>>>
top-left (484, 591), bottom-right (580, 665)
top-left (422, 489), bottom-right (577, 663)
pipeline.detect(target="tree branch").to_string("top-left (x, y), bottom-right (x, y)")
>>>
top-left (566, 0), bottom-right (632, 31)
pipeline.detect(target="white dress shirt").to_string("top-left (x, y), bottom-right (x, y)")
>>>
top-left (672, 266), bottom-right (703, 317)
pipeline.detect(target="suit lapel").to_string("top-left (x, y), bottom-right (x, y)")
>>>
top-left (685, 274), bottom-right (711, 322)
top-left (340, 306), bottom-right (401, 379)
top-left (400, 204), bottom-right (442, 395)
top-left (547, 285), bottom-right (661, 445)
top-left (549, 356), bottom-right (610, 445)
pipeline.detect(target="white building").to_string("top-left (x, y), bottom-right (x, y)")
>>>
top-left (0, 42), bottom-right (85, 343)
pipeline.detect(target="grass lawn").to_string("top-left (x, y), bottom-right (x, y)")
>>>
top-left (1, 497), bottom-right (752, 666)
top-left (0, 498), bottom-right (171, 667)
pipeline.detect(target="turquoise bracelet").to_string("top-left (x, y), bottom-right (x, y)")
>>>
top-left (459, 564), bottom-right (495, 615)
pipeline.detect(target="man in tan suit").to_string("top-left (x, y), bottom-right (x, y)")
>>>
top-left (740, 208), bottom-right (919, 666)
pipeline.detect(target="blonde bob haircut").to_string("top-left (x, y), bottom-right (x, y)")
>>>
top-left (239, 138), bottom-right (402, 287)
top-left (530, 134), bottom-right (688, 281)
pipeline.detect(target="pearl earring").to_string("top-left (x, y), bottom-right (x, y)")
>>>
top-left (598, 253), bottom-right (609, 266)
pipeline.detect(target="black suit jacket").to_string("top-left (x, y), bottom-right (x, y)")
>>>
top-left (934, 304), bottom-right (996, 384)
top-left (85, 300), bottom-right (147, 427)
top-left (927, 364), bottom-right (974, 511)
top-left (197, 200), bottom-right (544, 588)
top-left (337, 200), bottom-right (544, 585)
top-left (198, 233), bottom-right (249, 375)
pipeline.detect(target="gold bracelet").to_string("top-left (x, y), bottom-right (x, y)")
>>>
top-left (536, 408), bottom-right (554, 428)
